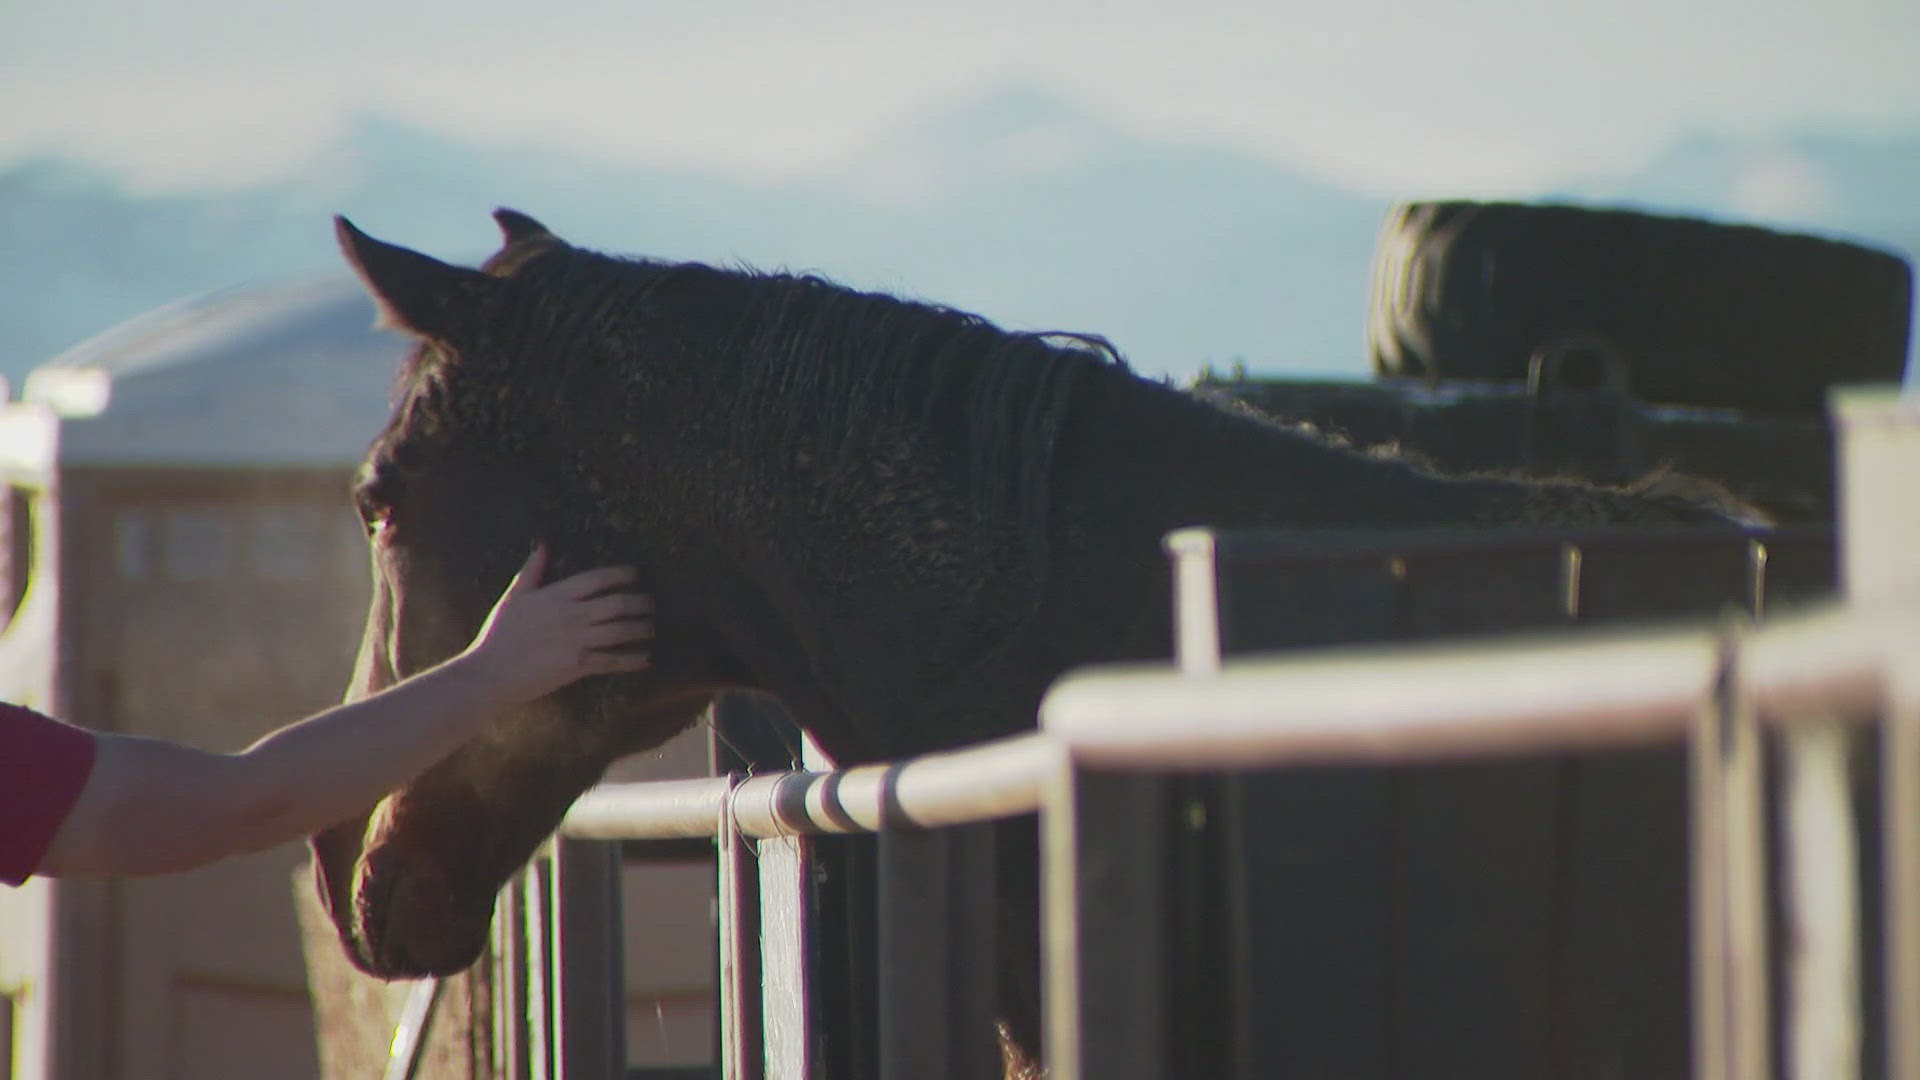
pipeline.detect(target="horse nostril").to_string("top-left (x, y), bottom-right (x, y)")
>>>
top-left (349, 857), bottom-right (402, 974)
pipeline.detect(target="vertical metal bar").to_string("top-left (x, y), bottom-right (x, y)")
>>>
top-left (1560, 542), bottom-right (1583, 619)
top-left (497, 869), bottom-right (531, 1080)
top-left (1835, 389), bottom-right (1920, 1080)
top-left (808, 832), bottom-right (881, 1080)
top-left (1887, 644), bottom-right (1920, 1080)
top-left (1042, 754), bottom-right (1085, 1080)
top-left (1693, 645), bottom-right (1733, 1080)
top-left (878, 827), bottom-right (955, 1080)
top-left (526, 857), bottom-right (555, 1080)
top-left (1835, 390), bottom-right (1920, 604)
top-left (718, 778), bottom-right (765, 1080)
top-left (1724, 644), bottom-right (1772, 1080)
top-left (947, 825), bottom-right (999, 1079)
top-left (1693, 630), bottom-right (1771, 1080)
top-left (1780, 720), bottom-right (1862, 1080)
top-left (875, 824), bottom-right (999, 1080)
top-left (761, 831), bottom-right (814, 1080)
top-left (1167, 528), bottom-right (1221, 674)
top-left (382, 979), bottom-right (443, 1080)
top-left (1170, 526), bottom-right (1250, 1077)
top-left (1042, 760), bottom-right (1168, 1080)
top-left (493, 885), bottom-right (509, 1077)
top-left (551, 837), bottom-right (626, 1080)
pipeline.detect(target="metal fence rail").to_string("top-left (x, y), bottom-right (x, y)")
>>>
top-left (1040, 604), bottom-right (1905, 769)
top-left (561, 731), bottom-right (1056, 841)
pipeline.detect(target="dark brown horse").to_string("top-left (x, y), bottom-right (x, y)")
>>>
top-left (310, 210), bottom-right (1739, 1072)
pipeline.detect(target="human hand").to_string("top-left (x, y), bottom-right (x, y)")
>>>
top-left (461, 544), bottom-right (654, 704)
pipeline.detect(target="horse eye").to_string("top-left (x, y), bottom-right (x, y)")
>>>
top-left (353, 462), bottom-right (405, 537)
top-left (354, 506), bottom-right (384, 539)
top-left (352, 486), bottom-right (392, 538)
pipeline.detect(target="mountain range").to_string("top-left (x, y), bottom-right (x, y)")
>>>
top-left (4, 85), bottom-right (1917, 386)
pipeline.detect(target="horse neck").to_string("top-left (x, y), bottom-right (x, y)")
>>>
top-left (1050, 368), bottom-right (1489, 538)
top-left (1049, 371), bottom-right (1740, 539)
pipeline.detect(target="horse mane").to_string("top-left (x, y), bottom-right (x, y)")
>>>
top-left (386, 247), bottom-right (1130, 681)
top-left (689, 266), bottom-right (1136, 705)
top-left (438, 247), bottom-right (1127, 551)
top-left (714, 268), bottom-right (1127, 529)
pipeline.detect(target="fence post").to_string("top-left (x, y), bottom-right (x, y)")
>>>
top-left (761, 822), bottom-right (814, 1079)
top-left (1779, 718), bottom-right (1862, 1080)
top-left (1836, 388), bottom-right (1920, 1080)
top-left (1835, 388), bottom-right (1920, 606)
top-left (1690, 626), bottom-right (1771, 1080)
top-left (1164, 528), bottom-right (1252, 1078)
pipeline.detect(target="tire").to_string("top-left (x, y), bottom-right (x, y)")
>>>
top-left (1366, 201), bottom-right (1913, 415)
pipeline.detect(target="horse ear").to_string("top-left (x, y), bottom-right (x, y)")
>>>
top-left (335, 216), bottom-right (492, 340)
top-left (494, 208), bottom-right (555, 244)
top-left (484, 208), bottom-right (566, 276)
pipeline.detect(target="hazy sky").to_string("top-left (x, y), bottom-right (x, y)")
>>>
top-left (4, 0), bottom-right (1918, 198)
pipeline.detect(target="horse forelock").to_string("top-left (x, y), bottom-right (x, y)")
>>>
top-left (375, 252), bottom-right (647, 451)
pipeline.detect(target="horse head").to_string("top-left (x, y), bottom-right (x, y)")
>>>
top-left (310, 211), bottom-right (734, 978)
top-left (311, 207), bottom-right (1124, 986)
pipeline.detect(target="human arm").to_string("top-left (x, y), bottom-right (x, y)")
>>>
top-left (35, 546), bottom-right (651, 878)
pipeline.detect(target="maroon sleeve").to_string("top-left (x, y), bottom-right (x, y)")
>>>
top-left (0, 702), bottom-right (98, 885)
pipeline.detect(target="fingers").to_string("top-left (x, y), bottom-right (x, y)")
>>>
top-left (549, 564), bottom-right (641, 599)
top-left (506, 544), bottom-right (551, 597)
top-left (581, 618), bottom-right (653, 648)
top-left (506, 550), bottom-right (657, 684)
top-left (578, 593), bottom-right (655, 624)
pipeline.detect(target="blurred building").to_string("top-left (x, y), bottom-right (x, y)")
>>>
top-left (0, 278), bottom-right (715, 1079)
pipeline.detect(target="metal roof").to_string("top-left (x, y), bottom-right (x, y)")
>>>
top-left (19, 275), bottom-right (408, 466)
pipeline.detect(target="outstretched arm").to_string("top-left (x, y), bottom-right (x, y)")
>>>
top-left (38, 547), bottom-right (650, 877)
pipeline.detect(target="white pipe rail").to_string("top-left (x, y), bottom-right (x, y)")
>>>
top-left (560, 731), bottom-right (1057, 842)
top-left (1038, 603), bottom-right (1908, 769)
top-left (555, 605), bottom-right (1909, 840)
top-left (559, 775), bottom-right (734, 840)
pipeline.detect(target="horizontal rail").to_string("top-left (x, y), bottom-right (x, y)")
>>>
top-left (560, 732), bottom-right (1057, 842)
top-left (1042, 602), bottom-right (1912, 770)
top-left (559, 775), bottom-right (737, 840)
top-left (557, 604), bottom-right (1911, 838)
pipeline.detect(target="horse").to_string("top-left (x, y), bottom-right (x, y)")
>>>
top-left (309, 209), bottom-right (1743, 1075)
